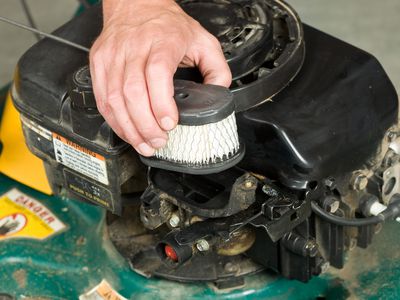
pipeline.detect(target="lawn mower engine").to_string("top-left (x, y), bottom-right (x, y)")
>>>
top-left (11, 0), bottom-right (400, 289)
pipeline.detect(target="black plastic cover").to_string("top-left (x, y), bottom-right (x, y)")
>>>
top-left (173, 80), bottom-right (235, 125)
top-left (237, 26), bottom-right (398, 188)
top-left (11, 4), bottom-right (398, 193)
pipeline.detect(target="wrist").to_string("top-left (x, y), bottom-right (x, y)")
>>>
top-left (102, 0), bottom-right (176, 22)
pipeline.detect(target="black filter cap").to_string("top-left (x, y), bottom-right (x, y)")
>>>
top-left (174, 80), bottom-right (235, 126)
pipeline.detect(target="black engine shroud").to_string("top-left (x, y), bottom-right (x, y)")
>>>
top-left (11, 0), bottom-right (399, 285)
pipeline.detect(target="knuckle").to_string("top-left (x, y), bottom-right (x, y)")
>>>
top-left (209, 34), bottom-right (221, 48)
top-left (99, 101), bottom-right (114, 117)
top-left (126, 135), bottom-right (141, 147)
top-left (223, 69), bottom-right (233, 83)
top-left (189, 19), bottom-right (201, 28)
top-left (123, 79), bottom-right (147, 100)
top-left (146, 60), bottom-right (171, 79)
top-left (90, 49), bottom-right (103, 64)
top-left (136, 123), bottom-right (159, 138)
top-left (118, 121), bottom-right (138, 144)
top-left (209, 35), bottom-right (222, 49)
top-left (96, 101), bottom-right (107, 115)
top-left (106, 92), bottom-right (123, 110)
top-left (90, 43), bottom-right (116, 63)
top-left (147, 53), bottom-right (167, 67)
top-left (114, 129), bottom-right (126, 140)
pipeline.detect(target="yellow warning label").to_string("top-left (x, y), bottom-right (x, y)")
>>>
top-left (53, 133), bottom-right (109, 185)
top-left (0, 189), bottom-right (66, 241)
top-left (53, 133), bottom-right (105, 160)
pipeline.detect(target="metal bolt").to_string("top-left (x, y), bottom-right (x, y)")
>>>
top-left (387, 131), bottom-right (397, 142)
top-left (328, 201), bottom-right (340, 213)
top-left (323, 196), bottom-right (340, 214)
top-left (244, 180), bottom-right (253, 189)
top-left (324, 177), bottom-right (336, 190)
top-left (304, 241), bottom-right (318, 257)
top-left (169, 214), bottom-right (180, 228)
top-left (352, 173), bottom-right (368, 190)
top-left (382, 149), bottom-right (398, 168)
top-left (196, 239), bottom-right (210, 252)
top-left (224, 262), bottom-right (239, 273)
top-left (262, 185), bottom-right (278, 197)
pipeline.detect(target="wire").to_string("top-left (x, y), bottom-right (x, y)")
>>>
top-left (311, 202), bottom-right (384, 226)
top-left (311, 196), bottom-right (400, 227)
top-left (19, 0), bottom-right (40, 41)
top-left (0, 16), bottom-right (90, 53)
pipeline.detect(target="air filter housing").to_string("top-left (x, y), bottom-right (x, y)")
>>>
top-left (140, 80), bottom-right (245, 174)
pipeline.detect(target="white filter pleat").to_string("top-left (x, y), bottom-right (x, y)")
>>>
top-left (155, 113), bottom-right (240, 165)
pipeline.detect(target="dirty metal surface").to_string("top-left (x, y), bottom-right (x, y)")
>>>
top-left (0, 173), bottom-right (398, 299)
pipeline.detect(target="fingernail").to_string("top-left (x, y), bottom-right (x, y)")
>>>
top-left (137, 143), bottom-right (155, 156)
top-left (161, 117), bottom-right (176, 131)
top-left (150, 138), bottom-right (167, 148)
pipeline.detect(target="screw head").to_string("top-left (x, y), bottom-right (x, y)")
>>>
top-left (328, 201), bottom-right (340, 213)
top-left (324, 177), bottom-right (336, 190)
top-left (196, 239), bottom-right (210, 252)
top-left (305, 241), bottom-right (318, 257)
top-left (224, 262), bottom-right (238, 273)
top-left (353, 173), bottom-right (368, 190)
top-left (169, 214), bottom-right (180, 228)
top-left (387, 131), bottom-right (397, 142)
top-left (262, 185), bottom-right (278, 196)
top-left (323, 196), bottom-right (340, 213)
top-left (244, 180), bottom-right (253, 189)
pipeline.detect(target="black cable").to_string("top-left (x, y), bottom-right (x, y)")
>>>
top-left (19, 0), bottom-right (41, 41)
top-left (311, 196), bottom-right (400, 227)
top-left (0, 16), bottom-right (90, 53)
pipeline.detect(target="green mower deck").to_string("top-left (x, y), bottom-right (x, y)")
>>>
top-left (0, 173), bottom-right (398, 299)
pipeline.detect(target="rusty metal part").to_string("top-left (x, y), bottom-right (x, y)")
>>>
top-left (351, 172), bottom-right (369, 191)
top-left (382, 164), bottom-right (400, 205)
top-left (217, 227), bottom-right (256, 256)
top-left (140, 198), bottom-right (173, 230)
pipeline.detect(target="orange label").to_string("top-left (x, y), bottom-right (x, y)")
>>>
top-left (52, 133), bottom-right (109, 185)
top-left (53, 133), bottom-right (105, 161)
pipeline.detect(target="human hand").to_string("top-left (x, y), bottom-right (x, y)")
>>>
top-left (90, 0), bottom-right (232, 156)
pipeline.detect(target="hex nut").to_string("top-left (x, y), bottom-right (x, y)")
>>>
top-left (169, 214), bottom-right (180, 228)
top-left (352, 173), bottom-right (368, 190)
top-left (196, 239), bottom-right (210, 252)
top-left (323, 196), bottom-right (340, 214)
top-left (244, 180), bottom-right (253, 189)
